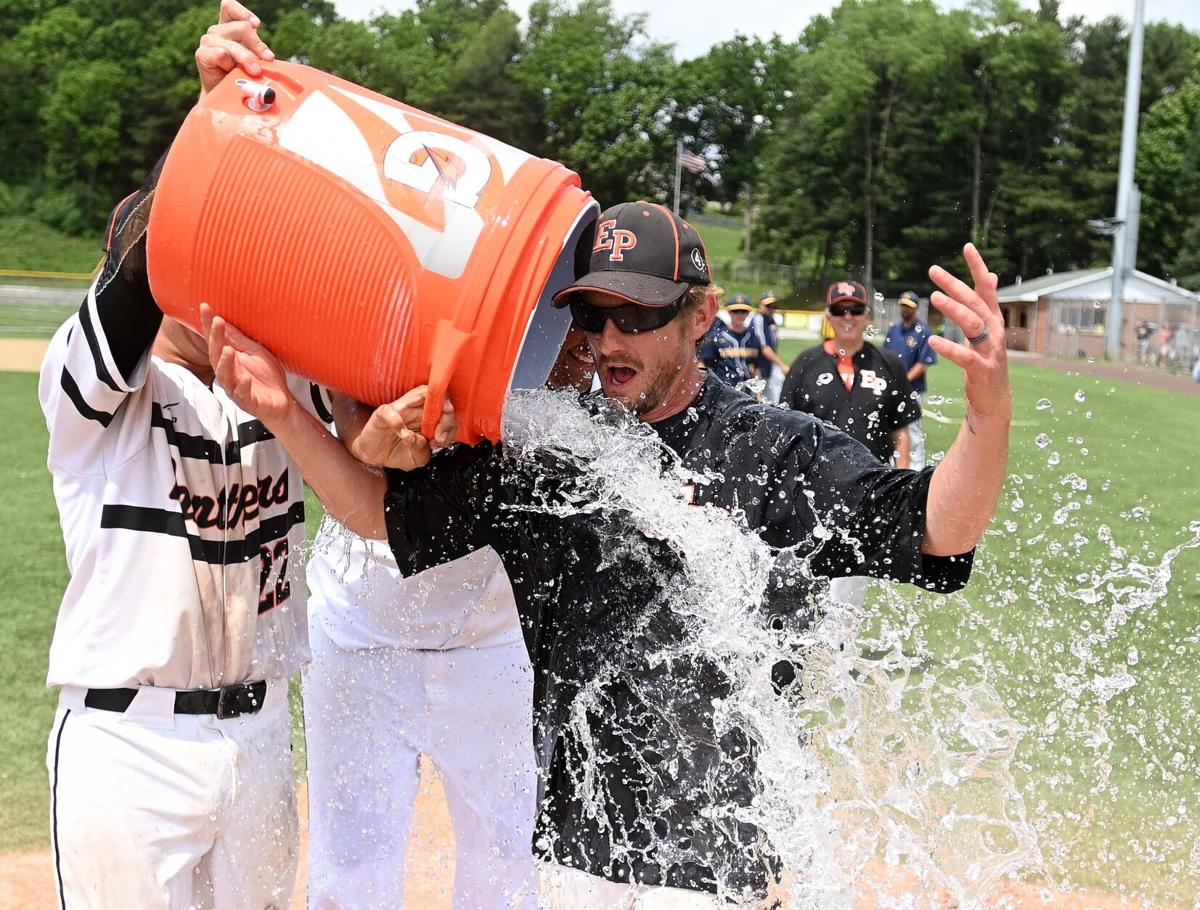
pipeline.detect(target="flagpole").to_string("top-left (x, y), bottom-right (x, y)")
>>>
top-left (673, 140), bottom-right (682, 215)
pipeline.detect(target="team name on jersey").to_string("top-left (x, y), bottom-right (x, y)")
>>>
top-left (169, 471), bottom-right (290, 531)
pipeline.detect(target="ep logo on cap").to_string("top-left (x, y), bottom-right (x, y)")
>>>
top-left (594, 221), bottom-right (638, 262)
top-left (554, 201), bottom-right (711, 308)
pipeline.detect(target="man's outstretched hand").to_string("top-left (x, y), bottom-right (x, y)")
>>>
top-left (927, 243), bottom-right (1012, 426)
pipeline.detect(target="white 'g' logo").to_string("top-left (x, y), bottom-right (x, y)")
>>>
top-left (277, 86), bottom-right (529, 279)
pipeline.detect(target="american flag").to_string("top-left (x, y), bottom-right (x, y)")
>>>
top-left (678, 147), bottom-right (707, 174)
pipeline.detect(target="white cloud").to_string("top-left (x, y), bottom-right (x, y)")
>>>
top-left (330, 0), bottom-right (1197, 60)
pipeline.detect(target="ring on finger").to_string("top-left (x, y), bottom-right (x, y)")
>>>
top-left (968, 325), bottom-right (990, 345)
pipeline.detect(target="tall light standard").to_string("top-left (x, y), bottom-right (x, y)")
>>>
top-left (1106, 0), bottom-right (1146, 360)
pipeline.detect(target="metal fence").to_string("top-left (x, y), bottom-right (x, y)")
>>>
top-left (1043, 296), bottom-right (1200, 372)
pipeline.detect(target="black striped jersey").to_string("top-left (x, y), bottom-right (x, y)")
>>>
top-left (39, 273), bottom-right (332, 691)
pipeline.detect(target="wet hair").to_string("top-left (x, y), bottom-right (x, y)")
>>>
top-left (685, 284), bottom-right (714, 354)
top-left (686, 284), bottom-right (712, 312)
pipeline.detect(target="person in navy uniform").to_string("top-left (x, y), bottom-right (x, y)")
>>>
top-left (751, 291), bottom-right (789, 403)
top-left (721, 294), bottom-right (763, 384)
top-left (698, 306), bottom-right (748, 385)
top-left (883, 290), bottom-right (938, 468)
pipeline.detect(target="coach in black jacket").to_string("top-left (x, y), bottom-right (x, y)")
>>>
top-left (207, 202), bottom-right (1013, 905)
top-left (782, 280), bottom-right (920, 467)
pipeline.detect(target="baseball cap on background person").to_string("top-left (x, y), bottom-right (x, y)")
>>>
top-left (552, 201), bottom-right (710, 308)
top-left (759, 290), bottom-right (778, 307)
top-left (899, 291), bottom-right (920, 309)
top-left (826, 280), bottom-right (869, 308)
top-left (724, 293), bottom-right (753, 313)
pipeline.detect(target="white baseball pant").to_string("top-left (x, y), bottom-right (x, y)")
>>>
top-left (46, 680), bottom-right (297, 910)
top-left (764, 369), bottom-right (785, 405)
top-left (303, 621), bottom-right (537, 909)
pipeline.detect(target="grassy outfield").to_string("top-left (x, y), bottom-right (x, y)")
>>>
top-left (0, 302), bottom-right (81, 339)
top-left (0, 218), bottom-right (102, 275)
top-left (3, 353), bottom-right (1198, 902)
top-left (779, 338), bottom-right (1200, 901)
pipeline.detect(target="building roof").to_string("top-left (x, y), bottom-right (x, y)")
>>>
top-left (996, 268), bottom-right (1199, 305)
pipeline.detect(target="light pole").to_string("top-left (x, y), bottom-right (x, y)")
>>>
top-left (1106, 0), bottom-right (1146, 360)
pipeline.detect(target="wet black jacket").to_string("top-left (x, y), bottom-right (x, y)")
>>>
top-left (383, 376), bottom-right (972, 896)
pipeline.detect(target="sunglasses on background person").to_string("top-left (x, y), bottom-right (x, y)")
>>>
top-left (569, 292), bottom-right (686, 334)
top-left (828, 304), bottom-right (868, 317)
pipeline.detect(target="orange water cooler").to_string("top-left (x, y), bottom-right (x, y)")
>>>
top-left (147, 62), bottom-right (597, 443)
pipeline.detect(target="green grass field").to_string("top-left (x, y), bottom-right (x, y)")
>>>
top-left (3, 344), bottom-right (1198, 902)
top-left (0, 218), bottom-right (102, 275)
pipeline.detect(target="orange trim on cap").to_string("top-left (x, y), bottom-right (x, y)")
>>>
top-left (647, 202), bottom-right (681, 281)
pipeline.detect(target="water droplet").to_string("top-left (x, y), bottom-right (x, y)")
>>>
top-left (1047, 452), bottom-right (1061, 466)
top-left (1074, 389), bottom-right (1086, 403)
top-left (1036, 398), bottom-right (1052, 411)
top-left (864, 323), bottom-right (879, 338)
top-left (1035, 433), bottom-right (1051, 449)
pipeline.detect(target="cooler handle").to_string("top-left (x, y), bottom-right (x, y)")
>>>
top-left (421, 321), bottom-right (471, 439)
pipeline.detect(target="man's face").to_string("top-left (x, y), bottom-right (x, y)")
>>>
top-left (901, 305), bottom-right (917, 325)
top-left (578, 289), bottom-right (709, 417)
top-left (827, 301), bottom-right (870, 347)
top-left (729, 310), bottom-right (750, 331)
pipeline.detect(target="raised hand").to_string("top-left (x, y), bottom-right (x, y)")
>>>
top-left (347, 387), bottom-right (459, 471)
top-left (201, 303), bottom-right (294, 426)
top-left (196, 0), bottom-right (274, 98)
top-left (927, 243), bottom-right (1012, 424)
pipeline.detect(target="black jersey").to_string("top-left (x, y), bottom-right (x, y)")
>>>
top-left (780, 342), bottom-right (921, 464)
top-left (383, 376), bottom-right (971, 895)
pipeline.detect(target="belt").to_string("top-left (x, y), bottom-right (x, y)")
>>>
top-left (83, 680), bottom-right (268, 719)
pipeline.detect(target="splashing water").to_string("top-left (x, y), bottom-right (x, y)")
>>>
top-left (499, 389), bottom-right (1058, 907)
top-left (306, 385), bottom-right (1200, 907)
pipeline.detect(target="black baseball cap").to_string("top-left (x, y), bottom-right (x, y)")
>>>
top-left (899, 290), bottom-right (920, 308)
top-left (552, 201), bottom-right (710, 308)
top-left (827, 280), bottom-right (869, 308)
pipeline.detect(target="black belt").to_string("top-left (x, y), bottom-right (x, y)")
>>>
top-left (83, 680), bottom-right (267, 719)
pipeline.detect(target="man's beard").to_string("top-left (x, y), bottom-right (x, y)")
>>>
top-left (599, 354), bottom-right (679, 417)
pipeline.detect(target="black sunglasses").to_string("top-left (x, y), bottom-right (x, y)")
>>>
top-left (569, 293), bottom-right (686, 334)
top-left (829, 304), bottom-right (867, 317)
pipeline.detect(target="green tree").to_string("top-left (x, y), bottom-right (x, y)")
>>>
top-left (671, 36), bottom-right (800, 212)
top-left (40, 61), bottom-right (129, 225)
top-left (1137, 56), bottom-right (1200, 280)
top-left (513, 0), bottom-right (678, 205)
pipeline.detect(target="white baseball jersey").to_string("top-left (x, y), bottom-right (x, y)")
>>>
top-left (39, 280), bottom-right (330, 691)
top-left (307, 520), bottom-right (523, 651)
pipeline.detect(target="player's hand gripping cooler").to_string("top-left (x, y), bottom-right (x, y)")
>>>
top-left (147, 61), bottom-right (598, 443)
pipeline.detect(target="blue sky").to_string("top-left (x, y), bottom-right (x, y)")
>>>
top-left (330, 0), bottom-right (1198, 61)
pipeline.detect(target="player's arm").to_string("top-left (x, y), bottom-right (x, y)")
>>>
top-left (38, 170), bottom-right (164, 470)
top-left (890, 427), bottom-right (911, 470)
top-left (921, 244), bottom-right (1011, 557)
top-left (762, 344), bottom-right (788, 372)
top-left (203, 308), bottom-right (452, 539)
top-left (907, 363), bottom-right (927, 383)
